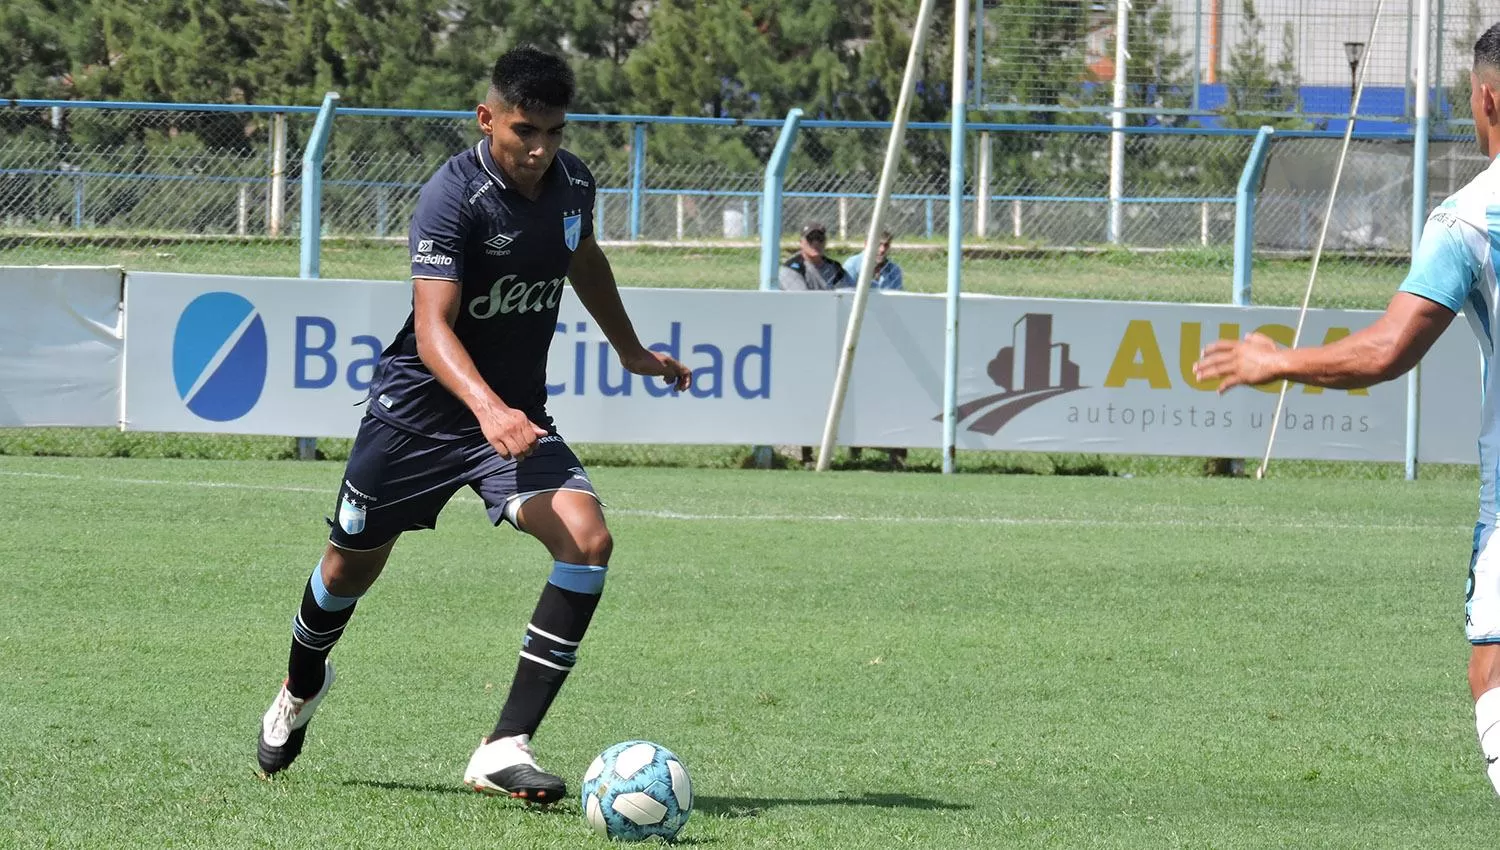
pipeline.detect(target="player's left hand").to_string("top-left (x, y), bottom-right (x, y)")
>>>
top-left (621, 349), bottom-right (692, 392)
top-left (1193, 332), bottom-right (1285, 393)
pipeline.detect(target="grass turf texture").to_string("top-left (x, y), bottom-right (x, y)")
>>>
top-left (1, 456), bottom-right (1493, 848)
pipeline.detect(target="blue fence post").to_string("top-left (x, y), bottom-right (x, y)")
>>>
top-left (1232, 125), bottom-right (1275, 306)
top-left (758, 108), bottom-right (804, 291)
top-left (297, 91), bottom-right (340, 461)
top-left (629, 123), bottom-right (647, 240)
top-left (750, 108), bottom-right (804, 470)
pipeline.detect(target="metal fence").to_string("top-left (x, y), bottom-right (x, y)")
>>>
top-left (0, 98), bottom-right (1455, 307)
top-left (976, 0), bottom-right (1500, 126)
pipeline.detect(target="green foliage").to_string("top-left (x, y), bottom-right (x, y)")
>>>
top-left (1218, 0), bottom-right (1307, 130)
top-left (0, 0), bottom-right (72, 98)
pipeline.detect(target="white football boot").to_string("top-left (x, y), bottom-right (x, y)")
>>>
top-left (256, 661), bottom-right (335, 775)
top-left (463, 734), bottom-right (566, 803)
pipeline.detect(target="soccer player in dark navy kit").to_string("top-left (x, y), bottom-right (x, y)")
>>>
top-left (255, 47), bottom-right (691, 802)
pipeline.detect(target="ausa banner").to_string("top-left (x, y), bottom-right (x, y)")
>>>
top-left (122, 272), bottom-right (835, 443)
top-left (837, 292), bottom-right (1479, 463)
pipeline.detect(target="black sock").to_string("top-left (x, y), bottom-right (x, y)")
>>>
top-left (286, 564), bottom-right (361, 699)
top-left (492, 563), bottom-right (606, 740)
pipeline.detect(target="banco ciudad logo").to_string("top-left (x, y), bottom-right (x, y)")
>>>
top-left (939, 313), bottom-right (1084, 435)
top-left (172, 291), bottom-right (268, 421)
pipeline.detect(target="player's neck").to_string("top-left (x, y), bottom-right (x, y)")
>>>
top-left (510, 173), bottom-right (545, 201)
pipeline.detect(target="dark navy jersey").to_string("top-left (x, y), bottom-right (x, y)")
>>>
top-left (366, 140), bottom-right (595, 440)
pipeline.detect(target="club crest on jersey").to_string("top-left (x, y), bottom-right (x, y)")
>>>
top-left (563, 212), bottom-right (582, 252)
top-left (338, 497), bottom-right (366, 535)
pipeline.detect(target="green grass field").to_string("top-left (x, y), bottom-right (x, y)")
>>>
top-left (0, 238), bottom-right (1407, 309)
top-left (2, 456), bottom-right (1494, 848)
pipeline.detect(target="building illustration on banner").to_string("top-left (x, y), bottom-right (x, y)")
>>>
top-left (943, 313), bottom-right (1083, 435)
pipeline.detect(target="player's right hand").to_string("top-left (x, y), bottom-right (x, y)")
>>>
top-left (1193, 332), bottom-right (1285, 393)
top-left (481, 406), bottom-right (549, 460)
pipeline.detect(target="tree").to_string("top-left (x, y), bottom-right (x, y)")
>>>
top-left (1218, 0), bottom-right (1305, 129)
top-left (0, 0), bottom-right (74, 98)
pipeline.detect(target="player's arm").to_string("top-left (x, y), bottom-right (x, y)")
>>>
top-left (1195, 212), bottom-right (1476, 393)
top-left (412, 280), bottom-right (546, 458)
top-left (1193, 292), bottom-right (1455, 392)
top-left (567, 234), bottom-right (691, 391)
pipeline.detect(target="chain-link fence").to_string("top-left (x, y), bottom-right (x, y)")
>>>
top-left (1, 99), bottom-right (1449, 308)
top-left (978, 0), bottom-right (1500, 126)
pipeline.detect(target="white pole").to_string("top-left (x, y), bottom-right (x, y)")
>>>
top-left (1200, 201), bottom-right (1209, 246)
top-left (977, 131), bottom-right (992, 237)
top-left (839, 195), bottom-right (850, 241)
top-left (1256, 0), bottom-right (1385, 478)
top-left (270, 113), bottom-right (287, 238)
top-left (1108, 0), bottom-right (1130, 244)
top-left (1407, 0), bottom-right (1431, 481)
top-left (815, 0), bottom-right (940, 471)
top-left (675, 194), bottom-right (685, 240)
top-left (238, 184), bottom-right (249, 236)
top-left (1012, 198), bottom-right (1022, 238)
top-left (939, 0), bottom-right (972, 474)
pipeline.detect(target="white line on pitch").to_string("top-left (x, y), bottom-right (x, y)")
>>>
top-left (0, 467), bottom-right (1457, 534)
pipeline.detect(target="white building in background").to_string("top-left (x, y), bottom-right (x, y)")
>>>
top-left (1159, 0), bottom-right (1497, 90)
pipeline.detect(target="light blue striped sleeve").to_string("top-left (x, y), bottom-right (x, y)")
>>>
top-left (1398, 212), bottom-right (1480, 313)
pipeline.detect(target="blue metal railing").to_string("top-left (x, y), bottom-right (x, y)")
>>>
top-left (2, 98), bottom-right (1428, 260)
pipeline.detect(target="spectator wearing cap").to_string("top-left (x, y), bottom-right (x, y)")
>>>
top-left (840, 230), bottom-right (903, 291)
top-left (779, 222), bottom-right (850, 291)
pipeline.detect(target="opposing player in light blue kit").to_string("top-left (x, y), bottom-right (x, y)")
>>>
top-left (253, 46), bottom-right (691, 801)
top-left (1194, 22), bottom-right (1500, 798)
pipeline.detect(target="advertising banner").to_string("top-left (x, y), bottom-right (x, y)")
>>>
top-left (0, 266), bottom-right (122, 427)
top-left (120, 273), bottom-right (1481, 462)
top-left (838, 293), bottom-right (1480, 463)
top-left (122, 273), bottom-right (835, 443)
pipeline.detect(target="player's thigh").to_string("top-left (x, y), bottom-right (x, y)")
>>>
top-left (328, 416), bottom-right (470, 553)
top-left (516, 490), bottom-right (612, 564)
top-left (468, 434), bottom-right (608, 561)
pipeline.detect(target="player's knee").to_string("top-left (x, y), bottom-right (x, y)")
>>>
top-left (1472, 648), bottom-right (1500, 698)
top-left (572, 526), bottom-right (613, 565)
top-left (323, 542), bottom-right (391, 595)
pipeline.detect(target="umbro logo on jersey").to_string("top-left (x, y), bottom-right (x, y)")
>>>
top-left (484, 232), bottom-right (516, 256)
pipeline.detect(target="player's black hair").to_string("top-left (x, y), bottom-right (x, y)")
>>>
top-left (490, 46), bottom-right (575, 111)
top-left (1476, 23), bottom-right (1500, 72)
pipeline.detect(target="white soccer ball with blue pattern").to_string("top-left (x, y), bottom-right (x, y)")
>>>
top-left (580, 740), bottom-right (692, 842)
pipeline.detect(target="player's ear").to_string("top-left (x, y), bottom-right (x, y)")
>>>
top-left (476, 101), bottom-right (494, 135)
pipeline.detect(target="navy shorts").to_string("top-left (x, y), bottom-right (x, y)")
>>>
top-left (327, 415), bottom-right (599, 551)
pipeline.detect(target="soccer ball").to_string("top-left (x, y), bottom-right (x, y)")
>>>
top-left (580, 740), bottom-right (692, 842)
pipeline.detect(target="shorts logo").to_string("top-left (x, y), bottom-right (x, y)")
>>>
top-left (563, 212), bottom-right (581, 252)
top-left (172, 291), bottom-right (268, 422)
top-left (338, 497), bottom-right (367, 535)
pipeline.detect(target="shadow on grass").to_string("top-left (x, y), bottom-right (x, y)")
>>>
top-left (339, 778), bottom-right (567, 806)
top-left (696, 791), bottom-right (970, 819)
